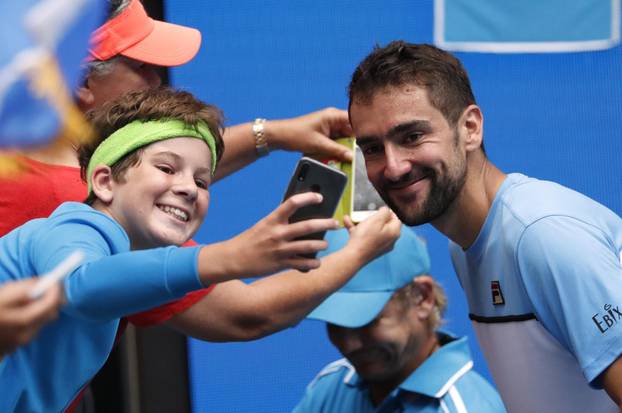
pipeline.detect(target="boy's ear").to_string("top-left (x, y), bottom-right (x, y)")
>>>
top-left (91, 165), bottom-right (115, 203)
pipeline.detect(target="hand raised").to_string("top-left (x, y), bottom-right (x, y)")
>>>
top-left (344, 207), bottom-right (402, 262)
top-left (267, 108), bottom-right (353, 162)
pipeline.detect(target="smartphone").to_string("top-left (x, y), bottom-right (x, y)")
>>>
top-left (351, 143), bottom-right (386, 223)
top-left (29, 250), bottom-right (84, 299)
top-left (283, 157), bottom-right (347, 257)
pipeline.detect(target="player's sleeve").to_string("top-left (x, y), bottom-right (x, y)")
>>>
top-left (516, 216), bottom-right (622, 385)
top-left (30, 216), bottom-right (204, 322)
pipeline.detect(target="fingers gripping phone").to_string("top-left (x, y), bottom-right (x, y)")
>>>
top-left (283, 157), bottom-right (347, 258)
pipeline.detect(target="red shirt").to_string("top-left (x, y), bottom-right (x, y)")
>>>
top-left (0, 156), bottom-right (86, 236)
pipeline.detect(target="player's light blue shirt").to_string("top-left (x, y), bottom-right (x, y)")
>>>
top-left (0, 202), bottom-right (203, 413)
top-left (293, 335), bottom-right (505, 413)
top-left (450, 173), bottom-right (622, 413)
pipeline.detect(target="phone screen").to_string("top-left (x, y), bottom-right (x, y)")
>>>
top-left (351, 144), bottom-right (386, 222)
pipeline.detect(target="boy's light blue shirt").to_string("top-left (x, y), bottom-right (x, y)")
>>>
top-left (0, 202), bottom-right (203, 413)
top-left (294, 335), bottom-right (505, 413)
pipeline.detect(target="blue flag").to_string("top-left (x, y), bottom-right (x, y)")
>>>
top-left (0, 0), bottom-right (105, 148)
top-left (435, 0), bottom-right (620, 53)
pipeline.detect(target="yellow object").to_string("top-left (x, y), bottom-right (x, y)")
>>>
top-left (322, 137), bottom-right (355, 227)
top-left (0, 152), bottom-right (26, 176)
top-left (30, 53), bottom-right (95, 149)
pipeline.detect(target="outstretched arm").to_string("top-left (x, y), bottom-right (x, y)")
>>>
top-left (167, 208), bottom-right (401, 341)
top-left (44, 193), bottom-right (337, 322)
top-left (214, 108), bottom-right (353, 181)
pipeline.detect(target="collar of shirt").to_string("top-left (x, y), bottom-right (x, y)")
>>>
top-left (344, 333), bottom-right (474, 400)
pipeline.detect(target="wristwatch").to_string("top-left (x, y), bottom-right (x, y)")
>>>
top-left (252, 118), bottom-right (269, 157)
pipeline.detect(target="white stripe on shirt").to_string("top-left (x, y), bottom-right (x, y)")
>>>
top-left (448, 386), bottom-right (468, 413)
top-left (434, 360), bottom-right (473, 398)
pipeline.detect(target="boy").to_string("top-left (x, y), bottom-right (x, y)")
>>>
top-left (0, 87), bottom-right (400, 412)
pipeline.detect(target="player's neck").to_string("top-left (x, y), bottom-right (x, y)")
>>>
top-left (432, 157), bottom-right (505, 250)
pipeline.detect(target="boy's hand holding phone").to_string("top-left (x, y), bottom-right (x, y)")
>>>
top-left (197, 158), bottom-right (346, 283)
top-left (201, 192), bottom-right (340, 282)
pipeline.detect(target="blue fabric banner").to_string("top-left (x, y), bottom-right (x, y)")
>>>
top-left (435, 0), bottom-right (620, 53)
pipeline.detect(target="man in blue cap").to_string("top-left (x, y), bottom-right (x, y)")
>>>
top-left (294, 227), bottom-right (505, 412)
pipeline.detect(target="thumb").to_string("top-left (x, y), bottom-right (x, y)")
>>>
top-left (343, 215), bottom-right (355, 231)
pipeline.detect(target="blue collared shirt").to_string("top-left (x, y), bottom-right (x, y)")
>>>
top-left (293, 335), bottom-right (505, 412)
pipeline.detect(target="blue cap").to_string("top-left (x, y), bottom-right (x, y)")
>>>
top-left (307, 225), bottom-right (430, 328)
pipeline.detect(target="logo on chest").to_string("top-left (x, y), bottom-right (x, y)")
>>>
top-left (592, 304), bottom-right (622, 334)
top-left (491, 280), bottom-right (505, 305)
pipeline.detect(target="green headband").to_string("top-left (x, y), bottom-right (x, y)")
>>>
top-left (86, 119), bottom-right (218, 194)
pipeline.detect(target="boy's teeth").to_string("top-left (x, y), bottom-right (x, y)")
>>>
top-left (159, 205), bottom-right (188, 222)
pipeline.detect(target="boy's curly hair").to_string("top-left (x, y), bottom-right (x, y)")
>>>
top-left (78, 87), bottom-right (225, 205)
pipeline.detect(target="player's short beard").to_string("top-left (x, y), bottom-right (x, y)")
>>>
top-left (380, 130), bottom-right (467, 226)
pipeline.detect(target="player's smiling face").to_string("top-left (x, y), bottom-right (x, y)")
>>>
top-left (107, 137), bottom-right (212, 249)
top-left (351, 85), bottom-right (467, 226)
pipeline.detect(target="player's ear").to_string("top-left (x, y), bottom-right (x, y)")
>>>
top-left (458, 105), bottom-right (483, 152)
top-left (91, 165), bottom-right (114, 203)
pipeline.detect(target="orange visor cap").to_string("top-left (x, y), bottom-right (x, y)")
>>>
top-left (89, 0), bottom-right (201, 66)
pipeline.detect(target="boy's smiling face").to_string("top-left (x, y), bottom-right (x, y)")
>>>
top-left (104, 137), bottom-right (212, 249)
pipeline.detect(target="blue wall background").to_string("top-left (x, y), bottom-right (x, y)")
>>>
top-left (167, 1), bottom-right (622, 412)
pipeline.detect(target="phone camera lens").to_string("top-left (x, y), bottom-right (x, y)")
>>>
top-left (298, 163), bottom-right (309, 181)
